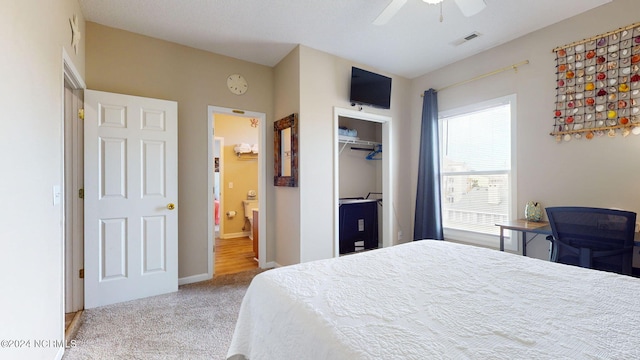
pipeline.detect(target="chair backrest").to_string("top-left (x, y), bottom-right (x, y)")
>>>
top-left (545, 206), bottom-right (636, 275)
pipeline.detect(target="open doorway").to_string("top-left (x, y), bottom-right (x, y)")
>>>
top-left (62, 50), bottom-right (85, 339)
top-left (208, 106), bottom-right (266, 277)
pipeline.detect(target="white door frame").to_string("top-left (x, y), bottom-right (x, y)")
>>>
top-left (213, 136), bottom-right (224, 239)
top-left (207, 106), bottom-right (267, 273)
top-left (62, 49), bottom-right (86, 314)
top-left (333, 107), bottom-right (393, 257)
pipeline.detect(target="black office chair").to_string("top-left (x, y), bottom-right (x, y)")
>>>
top-left (545, 207), bottom-right (636, 275)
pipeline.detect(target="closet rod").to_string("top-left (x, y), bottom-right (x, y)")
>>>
top-left (420, 60), bottom-right (529, 96)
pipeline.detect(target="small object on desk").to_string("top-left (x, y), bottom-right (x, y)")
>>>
top-left (524, 201), bottom-right (543, 222)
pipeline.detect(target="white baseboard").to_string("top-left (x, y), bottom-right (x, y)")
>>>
top-left (263, 261), bottom-right (280, 269)
top-left (178, 272), bottom-right (212, 285)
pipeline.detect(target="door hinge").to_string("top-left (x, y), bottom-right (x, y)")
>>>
top-left (78, 108), bottom-right (84, 120)
top-left (78, 188), bottom-right (84, 199)
top-left (79, 269), bottom-right (84, 279)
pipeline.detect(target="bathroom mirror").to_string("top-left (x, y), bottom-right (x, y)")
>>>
top-left (274, 113), bottom-right (298, 187)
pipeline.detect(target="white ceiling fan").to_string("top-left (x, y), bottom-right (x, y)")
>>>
top-left (373, 0), bottom-right (487, 25)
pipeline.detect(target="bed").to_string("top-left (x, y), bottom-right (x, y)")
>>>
top-left (227, 240), bottom-right (640, 359)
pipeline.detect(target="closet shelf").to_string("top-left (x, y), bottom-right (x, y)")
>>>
top-left (339, 138), bottom-right (381, 152)
top-left (339, 137), bottom-right (382, 159)
top-left (339, 138), bottom-right (381, 147)
top-left (235, 153), bottom-right (258, 160)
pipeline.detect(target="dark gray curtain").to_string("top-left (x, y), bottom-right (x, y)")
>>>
top-left (414, 89), bottom-right (444, 240)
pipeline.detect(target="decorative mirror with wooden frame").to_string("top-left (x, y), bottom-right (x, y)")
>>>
top-left (274, 113), bottom-right (298, 187)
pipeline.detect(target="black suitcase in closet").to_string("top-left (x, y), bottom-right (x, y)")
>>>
top-left (339, 199), bottom-right (378, 254)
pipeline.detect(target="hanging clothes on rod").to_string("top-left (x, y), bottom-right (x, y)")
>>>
top-left (366, 144), bottom-right (382, 161)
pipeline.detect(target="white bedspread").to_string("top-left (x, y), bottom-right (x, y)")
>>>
top-left (227, 240), bottom-right (640, 359)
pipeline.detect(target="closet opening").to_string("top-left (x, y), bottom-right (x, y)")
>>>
top-left (333, 107), bottom-right (392, 258)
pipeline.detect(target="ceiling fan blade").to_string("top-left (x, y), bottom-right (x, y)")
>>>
top-left (373, 0), bottom-right (408, 25)
top-left (454, 0), bottom-right (486, 17)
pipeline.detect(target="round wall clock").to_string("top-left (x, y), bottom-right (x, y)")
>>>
top-left (227, 74), bottom-right (248, 95)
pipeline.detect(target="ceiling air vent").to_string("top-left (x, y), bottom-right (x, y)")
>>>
top-left (451, 31), bottom-right (481, 46)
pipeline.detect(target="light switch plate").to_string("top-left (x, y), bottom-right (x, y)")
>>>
top-left (53, 185), bottom-right (61, 205)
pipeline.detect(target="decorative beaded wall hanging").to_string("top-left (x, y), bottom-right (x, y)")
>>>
top-left (551, 22), bottom-right (640, 142)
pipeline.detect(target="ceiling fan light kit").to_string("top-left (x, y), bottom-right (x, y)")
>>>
top-left (453, 0), bottom-right (487, 17)
top-left (374, 0), bottom-right (486, 25)
top-left (372, 0), bottom-right (407, 25)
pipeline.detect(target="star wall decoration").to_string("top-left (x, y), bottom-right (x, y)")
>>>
top-left (70, 14), bottom-right (81, 54)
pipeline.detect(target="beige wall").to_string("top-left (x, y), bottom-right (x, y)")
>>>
top-left (0, 1), bottom-right (85, 359)
top-left (271, 44), bottom-right (412, 266)
top-left (272, 43), bottom-right (408, 266)
top-left (409, 0), bottom-right (640, 259)
top-left (215, 114), bottom-right (259, 236)
top-left (272, 47), bottom-right (302, 266)
top-left (86, 22), bottom-right (274, 279)
top-left (293, 46), bottom-right (412, 263)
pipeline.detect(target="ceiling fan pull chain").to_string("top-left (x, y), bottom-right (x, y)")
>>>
top-left (439, 2), bottom-right (444, 22)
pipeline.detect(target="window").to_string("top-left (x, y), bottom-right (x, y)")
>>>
top-left (439, 95), bottom-right (516, 247)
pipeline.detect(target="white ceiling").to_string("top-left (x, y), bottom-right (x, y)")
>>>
top-left (78, 0), bottom-right (611, 79)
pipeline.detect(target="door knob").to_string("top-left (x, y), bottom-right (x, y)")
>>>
top-left (167, 203), bottom-right (176, 210)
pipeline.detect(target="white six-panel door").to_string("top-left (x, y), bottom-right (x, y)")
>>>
top-left (84, 90), bottom-right (178, 309)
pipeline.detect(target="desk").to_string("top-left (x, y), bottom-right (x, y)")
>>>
top-left (496, 219), bottom-right (551, 256)
top-left (496, 219), bottom-right (640, 256)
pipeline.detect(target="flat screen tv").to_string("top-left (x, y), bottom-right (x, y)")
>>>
top-left (349, 67), bottom-right (392, 109)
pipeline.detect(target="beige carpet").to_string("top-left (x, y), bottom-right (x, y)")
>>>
top-left (63, 269), bottom-right (263, 360)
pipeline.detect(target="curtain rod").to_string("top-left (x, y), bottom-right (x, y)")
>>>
top-left (420, 60), bottom-right (529, 96)
top-left (552, 21), bottom-right (640, 52)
